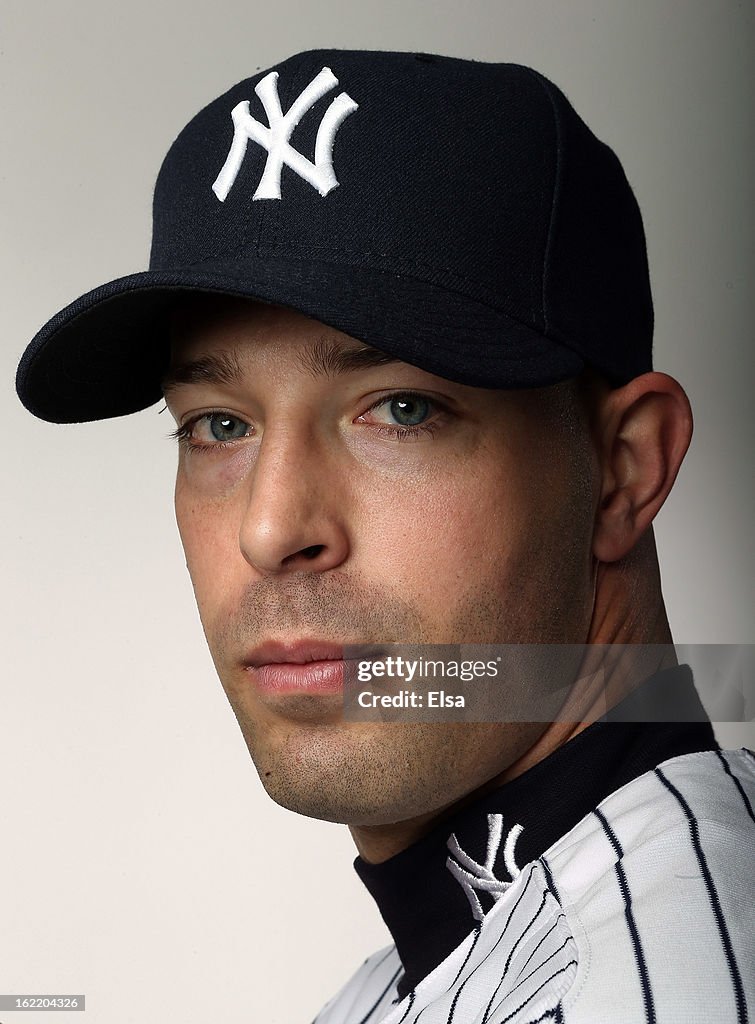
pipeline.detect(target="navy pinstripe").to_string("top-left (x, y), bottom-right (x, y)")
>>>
top-left (539, 856), bottom-right (561, 905)
top-left (655, 766), bottom-right (749, 1024)
top-left (356, 965), bottom-right (403, 1024)
top-left (593, 806), bottom-right (655, 1024)
top-left (716, 750), bottom-right (755, 824)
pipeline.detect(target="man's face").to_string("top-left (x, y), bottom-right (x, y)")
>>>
top-left (165, 298), bottom-right (598, 827)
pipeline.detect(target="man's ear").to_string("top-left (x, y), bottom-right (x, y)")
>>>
top-left (592, 372), bottom-right (693, 563)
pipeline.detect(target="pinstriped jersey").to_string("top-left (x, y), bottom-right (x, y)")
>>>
top-left (312, 747), bottom-right (754, 1023)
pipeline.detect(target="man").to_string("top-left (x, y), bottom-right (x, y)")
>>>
top-left (16, 49), bottom-right (753, 1023)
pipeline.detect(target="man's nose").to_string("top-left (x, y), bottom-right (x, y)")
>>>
top-left (238, 426), bottom-right (350, 575)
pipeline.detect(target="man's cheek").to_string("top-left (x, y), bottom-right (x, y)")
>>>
top-left (360, 489), bottom-right (510, 606)
top-left (176, 503), bottom-right (244, 621)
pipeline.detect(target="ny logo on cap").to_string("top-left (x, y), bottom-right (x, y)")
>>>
top-left (212, 67), bottom-right (359, 202)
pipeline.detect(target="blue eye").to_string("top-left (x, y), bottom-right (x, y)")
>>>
top-left (171, 412), bottom-right (253, 448)
top-left (387, 396), bottom-right (430, 426)
top-left (356, 392), bottom-right (443, 439)
top-left (207, 413), bottom-right (249, 441)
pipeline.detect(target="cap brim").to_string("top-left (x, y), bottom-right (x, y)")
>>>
top-left (16, 257), bottom-right (585, 423)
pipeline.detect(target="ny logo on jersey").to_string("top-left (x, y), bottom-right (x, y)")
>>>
top-left (212, 67), bottom-right (359, 202)
top-left (446, 814), bottom-right (524, 922)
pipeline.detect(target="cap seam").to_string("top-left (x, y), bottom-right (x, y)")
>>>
top-left (520, 68), bottom-right (564, 340)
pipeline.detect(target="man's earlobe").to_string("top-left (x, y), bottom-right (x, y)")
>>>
top-left (592, 373), bottom-right (693, 563)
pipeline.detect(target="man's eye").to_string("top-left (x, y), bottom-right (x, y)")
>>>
top-left (203, 413), bottom-right (251, 441)
top-left (173, 412), bottom-right (254, 447)
top-left (370, 395), bottom-right (432, 426)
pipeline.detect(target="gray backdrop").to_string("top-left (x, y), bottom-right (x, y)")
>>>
top-left (2, 2), bottom-right (753, 1021)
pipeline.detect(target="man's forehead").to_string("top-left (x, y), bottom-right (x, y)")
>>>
top-left (164, 295), bottom-right (402, 395)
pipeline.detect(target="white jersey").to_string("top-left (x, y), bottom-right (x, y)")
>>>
top-left (312, 747), bottom-right (754, 1023)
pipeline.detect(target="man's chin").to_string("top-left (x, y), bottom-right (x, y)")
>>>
top-left (259, 775), bottom-right (454, 829)
top-left (245, 721), bottom-right (461, 827)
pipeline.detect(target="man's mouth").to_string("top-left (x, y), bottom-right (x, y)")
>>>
top-left (242, 639), bottom-right (392, 695)
top-left (243, 639), bottom-right (347, 694)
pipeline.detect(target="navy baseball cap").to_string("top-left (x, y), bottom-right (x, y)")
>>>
top-left (16, 49), bottom-right (653, 423)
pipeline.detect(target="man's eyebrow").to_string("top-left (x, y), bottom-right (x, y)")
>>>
top-left (161, 337), bottom-right (400, 394)
top-left (161, 351), bottom-right (244, 395)
top-left (298, 337), bottom-right (400, 378)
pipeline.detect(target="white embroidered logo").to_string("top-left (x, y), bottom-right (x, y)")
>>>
top-left (446, 814), bottom-right (524, 922)
top-left (212, 67), bottom-right (359, 202)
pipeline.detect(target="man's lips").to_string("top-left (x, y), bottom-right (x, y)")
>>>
top-left (243, 640), bottom-right (347, 694)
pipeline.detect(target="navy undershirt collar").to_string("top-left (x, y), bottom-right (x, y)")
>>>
top-left (354, 665), bottom-right (718, 999)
